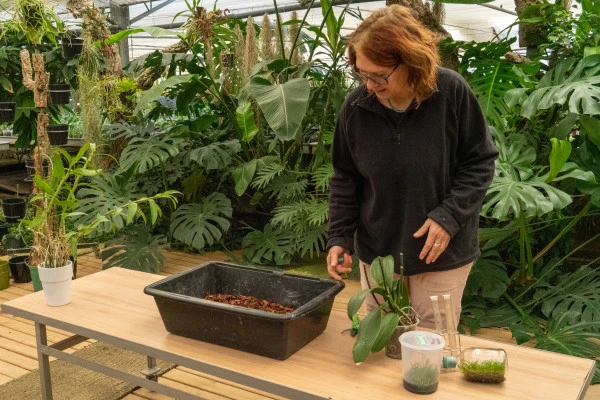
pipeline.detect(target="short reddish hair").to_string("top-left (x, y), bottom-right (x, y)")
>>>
top-left (348, 5), bottom-right (440, 106)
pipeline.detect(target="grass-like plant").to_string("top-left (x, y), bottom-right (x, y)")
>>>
top-left (460, 359), bottom-right (506, 383)
top-left (403, 359), bottom-right (439, 389)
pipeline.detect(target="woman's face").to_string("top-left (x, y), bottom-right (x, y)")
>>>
top-left (354, 48), bottom-right (409, 102)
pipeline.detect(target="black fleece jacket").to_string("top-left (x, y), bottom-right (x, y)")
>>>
top-left (327, 67), bottom-right (498, 275)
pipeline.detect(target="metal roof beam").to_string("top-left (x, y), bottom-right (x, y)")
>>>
top-left (130, 0), bottom-right (178, 24)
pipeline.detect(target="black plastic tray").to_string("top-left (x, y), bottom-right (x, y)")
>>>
top-left (144, 261), bottom-right (345, 360)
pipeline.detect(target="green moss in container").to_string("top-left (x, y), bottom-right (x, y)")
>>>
top-left (460, 359), bottom-right (506, 383)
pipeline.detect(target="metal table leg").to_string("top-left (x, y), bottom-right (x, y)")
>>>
top-left (35, 322), bottom-right (53, 400)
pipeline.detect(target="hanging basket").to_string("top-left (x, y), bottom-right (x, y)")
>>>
top-left (0, 102), bottom-right (16, 122)
top-left (47, 124), bottom-right (69, 146)
top-left (48, 84), bottom-right (71, 105)
top-left (62, 37), bottom-right (84, 59)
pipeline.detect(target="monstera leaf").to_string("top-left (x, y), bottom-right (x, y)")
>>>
top-left (464, 251), bottom-right (511, 299)
top-left (249, 77), bottom-right (310, 141)
top-left (119, 136), bottom-right (183, 174)
top-left (74, 174), bottom-right (143, 238)
top-left (512, 55), bottom-right (600, 119)
top-left (242, 224), bottom-right (295, 266)
top-left (169, 193), bottom-right (232, 251)
top-left (187, 139), bottom-right (241, 170)
top-left (102, 226), bottom-right (166, 273)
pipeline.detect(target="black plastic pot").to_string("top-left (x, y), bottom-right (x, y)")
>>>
top-left (0, 102), bottom-right (16, 122)
top-left (8, 255), bottom-right (31, 283)
top-left (62, 37), bottom-right (84, 59)
top-left (145, 261), bottom-right (345, 360)
top-left (48, 84), bottom-right (71, 105)
top-left (5, 235), bottom-right (25, 251)
top-left (47, 124), bottom-right (69, 146)
top-left (1, 198), bottom-right (26, 222)
top-left (25, 158), bottom-right (49, 178)
top-left (0, 222), bottom-right (8, 242)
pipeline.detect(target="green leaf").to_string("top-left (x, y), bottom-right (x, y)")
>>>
top-left (464, 253), bottom-right (510, 299)
top-left (104, 26), bottom-right (178, 46)
top-left (169, 193), bottom-right (232, 251)
top-left (371, 313), bottom-right (400, 353)
top-left (520, 56), bottom-right (600, 119)
top-left (242, 223), bottom-right (295, 266)
top-left (126, 202), bottom-right (138, 224)
top-left (119, 136), bottom-right (182, 174)
top-left (134, 75), bottom-right (190, 115)
top-left (580, 115), bottom-right (600, 149)
top-left (187, 140), bottom-right (241, 170)
top-left (249, 78), bottom-right (310, 141)
top-left (232, 159), bottom-right (257, 196)
top-left (348, 289), bottom-right (371, 319)
top-left (352, 306), bottom-right (383, 363)
top-left (547, 138), bottom-right (572, 182)
top-left (101, 226), bottom-right (166, 273)
top-left (236, 101), bottom-right (259, 142)
top-left (33, 175), bottom-right (54, 196)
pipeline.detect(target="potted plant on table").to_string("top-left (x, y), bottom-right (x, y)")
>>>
top-left (22, 143), bottom-right (179, 306)
top-left (347, 254), bottom-right (420, 363)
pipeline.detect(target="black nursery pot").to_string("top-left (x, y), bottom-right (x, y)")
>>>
top-left (48, 84), bottom-right (71, 105)
top-left (0, 222), bottom-right (8, 241)
top-left (5, 235), bottom-right (25, 251)
top-left (8, 255), bottom-right (31, 283)
top-left (0, 102), bottom-right (16, 122)
top-left (46, 124), bottom-right (69, 146)
top-left (1, 198), bottom-right (26, 222)
top-left (62, 37), bottom-right (84, 59)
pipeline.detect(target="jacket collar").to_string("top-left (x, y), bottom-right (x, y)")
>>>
top-left (350, 86), bottom-right (388, 118)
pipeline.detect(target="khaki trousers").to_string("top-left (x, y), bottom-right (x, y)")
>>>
top-left (359, 260), bottom-right (473, 330)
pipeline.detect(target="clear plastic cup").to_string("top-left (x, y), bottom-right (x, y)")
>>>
top-left (399, 331), bottom-right (445, 394)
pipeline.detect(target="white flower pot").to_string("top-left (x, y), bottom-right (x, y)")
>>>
top-left (37, 261), bottom-right (73, 306)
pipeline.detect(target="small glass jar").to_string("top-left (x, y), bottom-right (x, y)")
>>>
top-left (442, 347), bottom-right (507, 383)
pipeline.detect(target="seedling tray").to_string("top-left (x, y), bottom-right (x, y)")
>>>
top-left (144, 261), bottom-right (345, 360)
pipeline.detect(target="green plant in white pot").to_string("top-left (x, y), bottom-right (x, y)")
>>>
top-left (347, 254), bottom-right (419, 363)
top-left (23, 143), bottom-right (179, 306)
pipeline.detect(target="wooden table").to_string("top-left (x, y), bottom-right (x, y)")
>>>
top-left (1, 267), bottom-right (595, 400)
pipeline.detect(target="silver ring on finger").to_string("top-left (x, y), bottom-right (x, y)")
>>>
top-left (433, 242), bottom-right (442, 247)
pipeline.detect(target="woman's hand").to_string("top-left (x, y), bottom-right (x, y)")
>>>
top-left (327, 246), bottom-right (352, 280)
top-left (414, 218), bottom-right (451, 264)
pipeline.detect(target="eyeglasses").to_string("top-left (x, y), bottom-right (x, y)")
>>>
top-left (352, 64), bottom-right (399, 85)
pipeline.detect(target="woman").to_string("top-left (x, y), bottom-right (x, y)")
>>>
top-left (326, 5), bottom-right (498, 329)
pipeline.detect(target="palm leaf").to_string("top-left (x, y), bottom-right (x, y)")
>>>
top-left (101, 226), bottom-right (166, 273)
top-left (295, 224), bottom-right (327, 258)
top-left (312, 163), bottom-right (333, 191)
top-left (169, 193), bottom-right (232, 251)
top-left (187, 139), bottom-right (241, 171)
top-left (264, 173), bottom-right (308, 201)
top-left (459, 39), bottom-right (524, 128)
top-left (242, 223), bottom-right (295, 266)
top-left (119, 136), bottom-right (183, 174)
top-left (251, 161), bottom-right (285, 190)
top-left (249, 77), bottom-right (310, 141)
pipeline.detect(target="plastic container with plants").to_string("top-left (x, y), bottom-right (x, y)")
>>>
top-left (399, 331), bottom-right (445, 394)
top-left (443, 347), bottom-right (507, 383)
